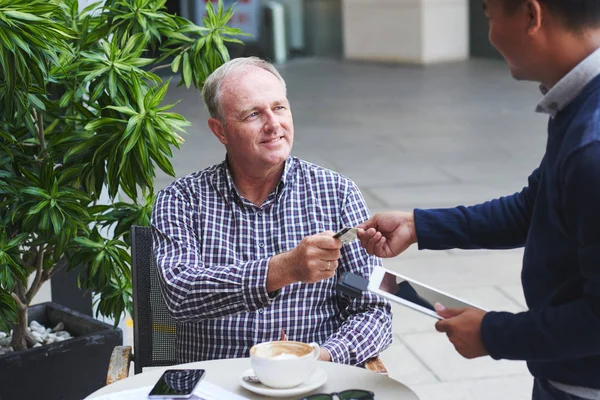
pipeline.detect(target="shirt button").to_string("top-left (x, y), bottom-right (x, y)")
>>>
top-left (257, 212), bottom-right (262, 217)
top-left (259, 242), bottom-right (264, 248)
top-left (257, 309), bottom-right (263, 314)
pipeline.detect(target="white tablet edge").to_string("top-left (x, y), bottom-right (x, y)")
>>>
top-left (367, 266), bottom-right (487, 320)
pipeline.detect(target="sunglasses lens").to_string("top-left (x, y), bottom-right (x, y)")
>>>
top-left (301, 395), bottom-right (333, 400)
top-left (339, 390), bottom-right (374, 400)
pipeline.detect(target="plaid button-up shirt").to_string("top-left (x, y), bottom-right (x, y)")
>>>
top-left (152, 156), bottom-right (392, 365)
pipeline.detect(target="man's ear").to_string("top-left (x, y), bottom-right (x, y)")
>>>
top-left (527, 0), bottom-right (543, 35)
top-left (208, 117), bottom-right (227, 145)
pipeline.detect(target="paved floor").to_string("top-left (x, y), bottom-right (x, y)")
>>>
top-left (71, 56), bottom-right (547, 399)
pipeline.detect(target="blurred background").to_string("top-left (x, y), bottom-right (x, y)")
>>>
top-left (158, 0), bottom-right (503, 63)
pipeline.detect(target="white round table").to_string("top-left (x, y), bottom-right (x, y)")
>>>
top-left (87, 358), bottom-right (419, 400)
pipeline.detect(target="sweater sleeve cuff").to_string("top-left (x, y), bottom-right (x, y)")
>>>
top-left (414, 208), bottom-right (439, 250)
top-left (240, 258), bottom-right (278, 312)
top-left (321, 339), bottom-right (352, 365)
top-left (481, 311), bottom-right (509, 360)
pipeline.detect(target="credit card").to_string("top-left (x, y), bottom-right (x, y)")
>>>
top-left (333, 227), bottom-right (358, 245)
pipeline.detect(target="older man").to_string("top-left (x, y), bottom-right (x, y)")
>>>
top-left (151, 57), bottom-right (392, 365)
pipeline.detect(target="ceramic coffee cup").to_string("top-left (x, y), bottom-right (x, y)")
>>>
top-left (249, 340), bottom-right (320, 389)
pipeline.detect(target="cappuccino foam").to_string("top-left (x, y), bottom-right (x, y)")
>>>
top-left (271, 352), bottom-right (299, 360)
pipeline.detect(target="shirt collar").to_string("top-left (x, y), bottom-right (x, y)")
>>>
top-left (536, 48), bottom-right (600, 117)
top-left (214, 156), bottom-right (295, 205)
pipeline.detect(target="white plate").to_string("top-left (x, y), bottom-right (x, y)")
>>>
top-left (239, 368), bottom-right (327, 398)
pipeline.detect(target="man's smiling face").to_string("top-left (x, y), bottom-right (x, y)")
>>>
top-left (213, 66), bottom-right (294, 173)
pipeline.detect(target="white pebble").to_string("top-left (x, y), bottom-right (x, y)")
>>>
top-left (33, 343), bottom-right (42, 348)
top-left (30, 320), bottom-right (43, 329)
top-left (56, 331), bottom-right (71, 339)
top-left (31, 332), bottom-right (44, 344)
top-left (29, 321), bottom-right (46, 335)
top-left (52, 322), bottom-right (64, 332)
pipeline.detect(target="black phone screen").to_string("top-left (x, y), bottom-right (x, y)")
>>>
top-left (148, 369), bottom-right (205, 398)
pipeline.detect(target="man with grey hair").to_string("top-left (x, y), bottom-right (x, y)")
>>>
top-left (151, 57), bottom-right (392, 366)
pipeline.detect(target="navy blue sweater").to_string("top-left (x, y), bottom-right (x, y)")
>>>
top-left (414, 75), bottom-right (600, 388)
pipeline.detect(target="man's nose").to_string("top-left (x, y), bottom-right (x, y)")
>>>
top-left (263, 110), bottom-right (281, 131)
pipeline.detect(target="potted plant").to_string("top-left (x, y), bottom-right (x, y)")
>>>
top-left (0, 0), bottom-right (245, 398)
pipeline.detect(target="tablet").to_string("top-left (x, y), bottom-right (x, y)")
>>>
top-left (367, 267), bottom-right (486, 319)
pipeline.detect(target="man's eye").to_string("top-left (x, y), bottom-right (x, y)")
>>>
top-left (274, 106), bottom-right (286, 111)
top-left (247, 112), bottom-right (259, 118)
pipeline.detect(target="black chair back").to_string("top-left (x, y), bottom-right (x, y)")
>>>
top-left (131, 225), bottom-right (177, 374)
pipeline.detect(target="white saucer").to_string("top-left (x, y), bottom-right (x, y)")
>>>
top-left (239, 368), bottom-right (327, 398)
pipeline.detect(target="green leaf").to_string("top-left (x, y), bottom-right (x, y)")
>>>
top-left (122, 33), bottom-right (144, 56)
top-left (27, 94), bottom-right (46, 111)
top-left (182, 52), bottom-right (191, 88)
top-left (147, 80), bottom-right (169, 109)
top-left (84, 117), bottom-right (126, 132)
top-left (192, 37), bottom-right (206, 60)
top-left (130, 73), bottom-right (145, 111)
top-left (26, 200), bottom-right (49, 216)
top-left (221, 37), bottom-right (244, 45)
top-left (50, 209), bottom-right (62, 236)
top-left (171, 54), bottom-right (182, 73)
top-left (108, 70), bottom-right (117, 99)
top-left (3, 10), bottom-right (44, 22)
top-left (58, 90), bottom-right (73, 108)
top-left (7, 233), bottom-right (29, 249)
top-left (0, 289), bottom-right (17, 333)
top-left (21, 187), bottom-right (50, 199)
top-left (73, 237), bottom-right (104, 249)
top-left (162, 31), bottom-right (194, 43)
top-left (123, 123), bottom-right (141, 155)
top-left (105, 106), bottom-right (138, 116)
top-left (44, 118), bottom-right (60, 135)
top-left (81, 1), bottom-right (104, 15)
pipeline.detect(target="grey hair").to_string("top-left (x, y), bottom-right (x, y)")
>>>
top-left (201, 57), bottom-right (287, 120)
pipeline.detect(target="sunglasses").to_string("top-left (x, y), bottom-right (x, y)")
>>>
top-left (300, 389), bottom-right (375, 400)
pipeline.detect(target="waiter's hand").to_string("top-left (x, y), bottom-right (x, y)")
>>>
top-left (357, 211), bottom-right (417, 258)
top-left (434, 303), bottom-right (489, 359)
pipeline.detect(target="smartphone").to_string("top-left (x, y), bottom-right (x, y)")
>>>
top-left (148, 369), bottom-right (205, 399)
top-left (337, 271), bottom-right (369, 298)
top-left (368, 267), bottom-right (487, 319)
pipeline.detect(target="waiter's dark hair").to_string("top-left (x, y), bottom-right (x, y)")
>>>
top-left (502, 0), bottom-right (600, 31)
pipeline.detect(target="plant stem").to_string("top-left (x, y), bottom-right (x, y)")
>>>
top-left (149, 64), bottom-right (171, 73)
top-left (10, 292), bottom-right (24, 310)
top-left (47, 256), bottom-right (68, 280)
top-left (26, 246), bottom-right (45, 304)
top-left (11, 306), bottom-right (36, 350)
top-left (33, 109), bottom-right (47, 157)
top-left (11, 285), bottom-right (35, 350)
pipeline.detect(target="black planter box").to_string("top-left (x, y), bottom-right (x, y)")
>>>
top-left (0, 302), bottom-right (123, 400)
